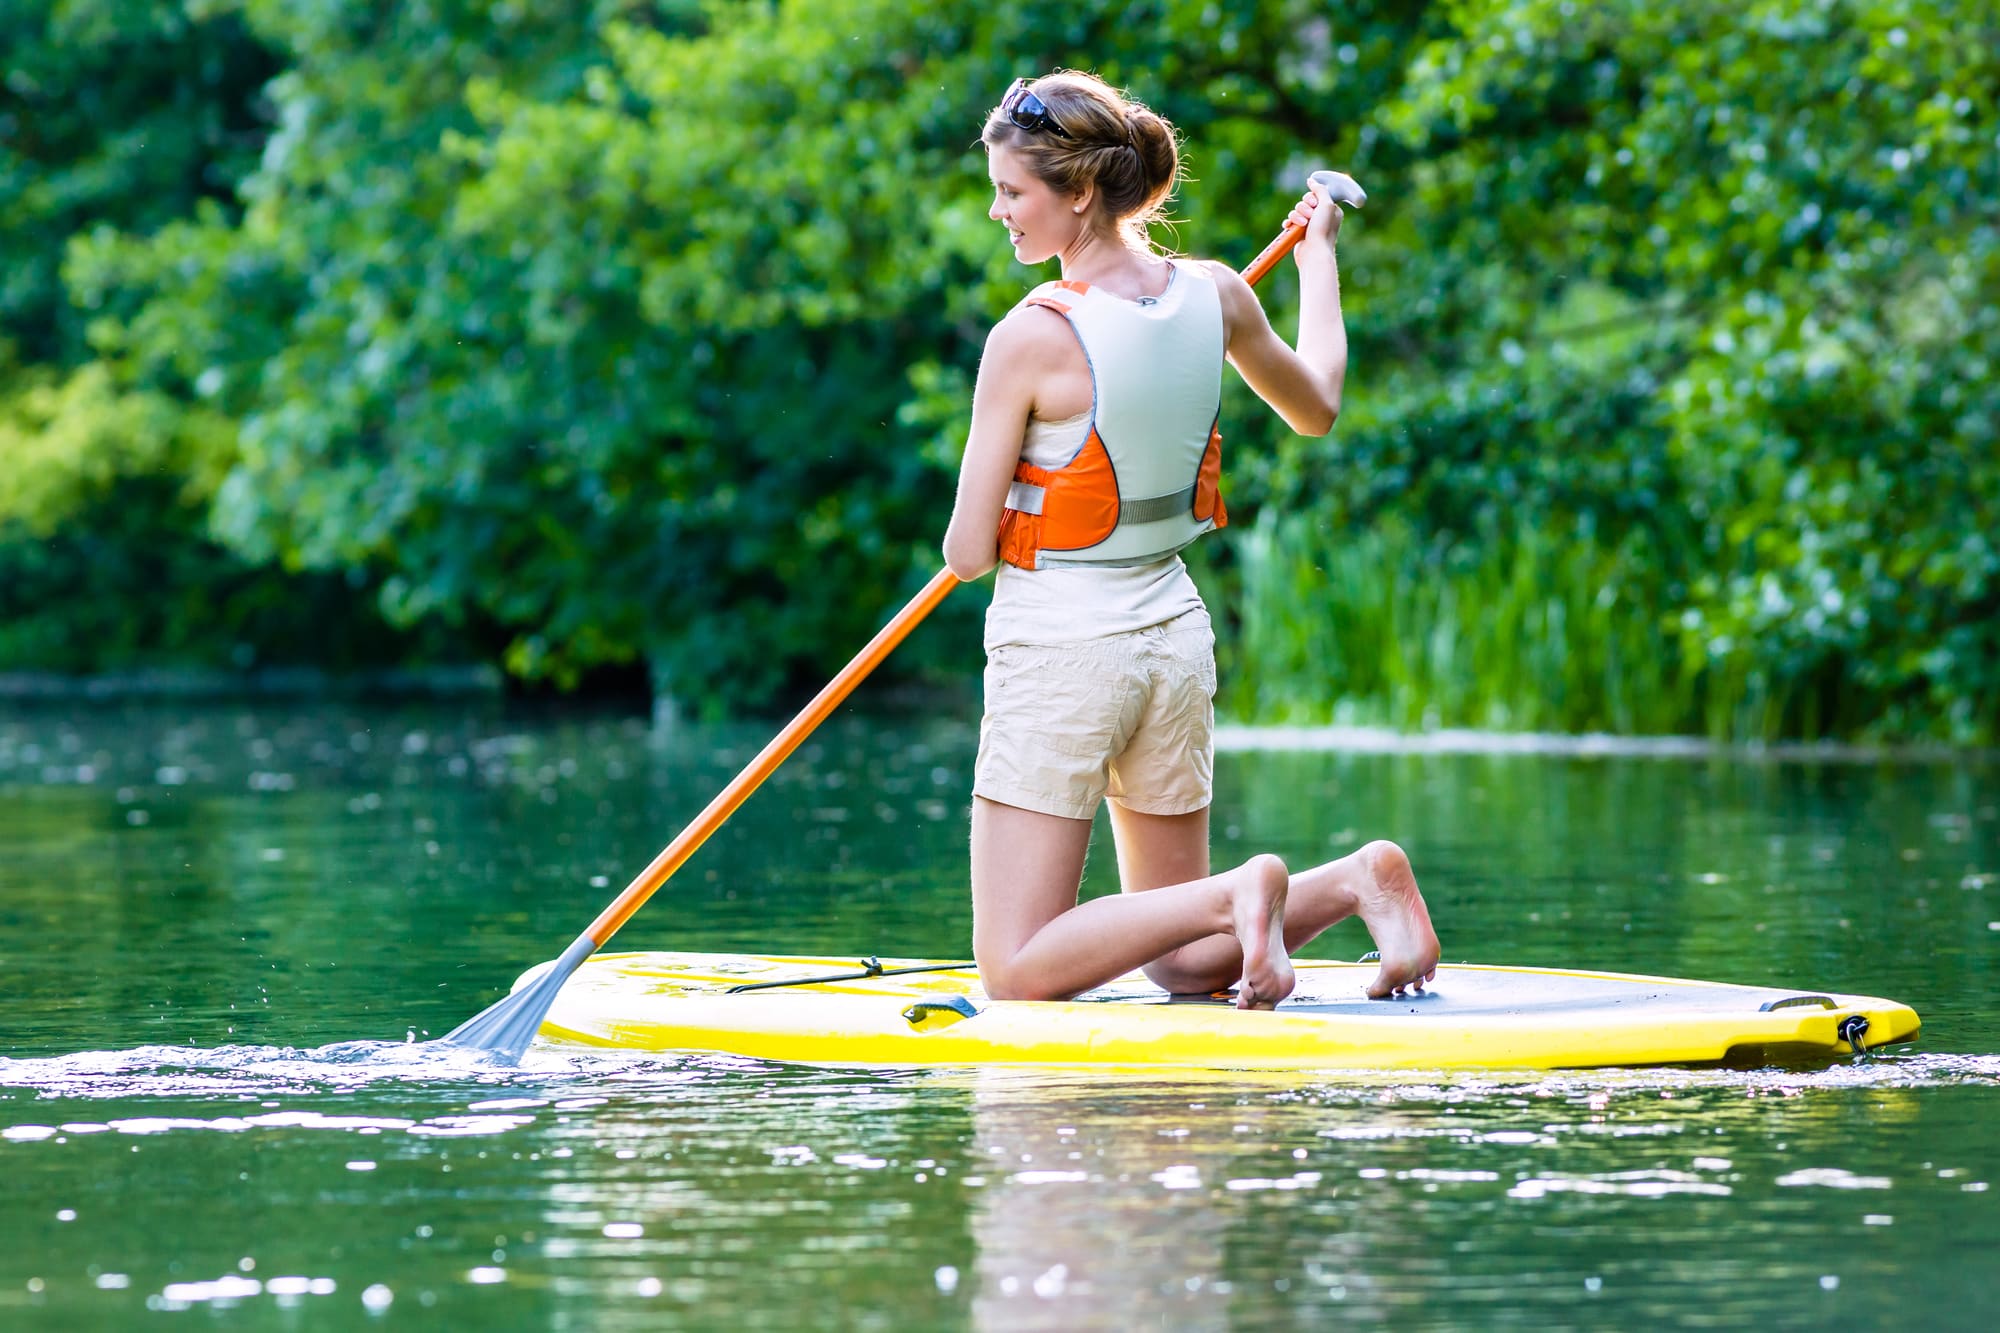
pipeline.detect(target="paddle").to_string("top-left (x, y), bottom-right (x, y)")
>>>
top-left (440, 567), bottom-right (960, 1060)
top-left (441, 168), bottom-right (1365, 1063)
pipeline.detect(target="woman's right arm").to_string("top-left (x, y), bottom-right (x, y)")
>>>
top-left (941, 312), bottom-right (1048, 581)
top-left (1212, 184), bottom-right (1347, 436)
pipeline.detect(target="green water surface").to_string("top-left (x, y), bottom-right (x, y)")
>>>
top-left (2, 702), bottom-right (1996, 1329)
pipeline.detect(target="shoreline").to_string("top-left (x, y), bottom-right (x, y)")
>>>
top-left (1214, 722), bottom-right (1994, 764)
top-left (0, 676), bottom-right (1986, 763)
top-left (0, 665), bottom-right (503, 701)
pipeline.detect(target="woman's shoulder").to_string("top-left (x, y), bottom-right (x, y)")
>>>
top-left (1179, 256), bottom-right (1249, 295)
top-left (1179, 258), bottom-right (1255, 332)
top-left (985, 294), bottom-right (1078, 360)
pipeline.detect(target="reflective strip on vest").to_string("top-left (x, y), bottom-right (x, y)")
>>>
top-left (1007, 479), bottom-right (1196, 521)
top-left (1008, 480), bottom-right (1195, 525)
top-left (1119, 484), bottom-right (1199, 524)
top-left (1005, 479), bottom-right (1045, 515)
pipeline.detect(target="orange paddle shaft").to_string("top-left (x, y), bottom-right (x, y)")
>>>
top-left (584, 566), bottom-right (960, 943)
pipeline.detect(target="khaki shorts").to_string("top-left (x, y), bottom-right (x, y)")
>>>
top-left (974, 611), bottom-right (1216, 821)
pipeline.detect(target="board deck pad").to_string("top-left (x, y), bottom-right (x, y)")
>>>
top-left (522, 952), bottom-right (1920, 1071)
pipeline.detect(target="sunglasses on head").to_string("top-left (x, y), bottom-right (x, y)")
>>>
top-left (1000, 78), bottom-right (1072, 139)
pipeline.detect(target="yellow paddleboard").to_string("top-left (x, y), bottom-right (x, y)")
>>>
top-left (523, 952), bottom-right (1919, 1071)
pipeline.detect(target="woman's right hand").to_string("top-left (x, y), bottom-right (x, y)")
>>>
top-left (1285, 180), bottom-right (1345, 257)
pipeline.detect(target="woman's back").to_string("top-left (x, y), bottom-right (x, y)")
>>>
top-left (985, 257), bottom-right (1223, 649)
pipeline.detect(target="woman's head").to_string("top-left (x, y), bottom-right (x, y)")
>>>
top-left (981, 71), bottom-right (1181, 255)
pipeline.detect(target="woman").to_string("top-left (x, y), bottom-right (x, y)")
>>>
top-left (942, 71), bottom-right (1439, 1008)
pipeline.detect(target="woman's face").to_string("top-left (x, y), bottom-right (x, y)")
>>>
top-left (987, 145), bottom-right (1082, 265)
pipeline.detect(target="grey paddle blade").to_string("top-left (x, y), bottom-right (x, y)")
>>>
top-left (438, 933), bottom-right (597, 1064)
top-left (1308, 169), bottom-right (1366, 208)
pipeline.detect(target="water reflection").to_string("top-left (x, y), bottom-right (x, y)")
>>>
top-left (948, 1060), bottom-right (2000, 1327)
top-left (966, 1072), bottom-right (1237, 1329)
top-left (3, 1044), bottom-right (1997, 1327)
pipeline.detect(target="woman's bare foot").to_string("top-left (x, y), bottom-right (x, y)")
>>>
top-left (1231, 854), bottom-right (1294, 1009)
top-left (1354, 841), bottom-right (1440, 998)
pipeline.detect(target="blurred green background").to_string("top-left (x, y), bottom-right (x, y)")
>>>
top-left (4, 0), bottom-right (1994, 740)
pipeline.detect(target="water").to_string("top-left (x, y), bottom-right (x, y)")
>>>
top-left (2, 702), bottom-right (1996, 1328)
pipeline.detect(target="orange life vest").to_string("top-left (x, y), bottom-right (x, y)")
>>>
top-left (997, 261), bottom-right (1228, 571)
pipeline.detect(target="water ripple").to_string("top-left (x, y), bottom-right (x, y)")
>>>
top-left (2, 1044), bottom-right (1994, 1109)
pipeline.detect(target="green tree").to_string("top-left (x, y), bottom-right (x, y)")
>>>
top-left (1235, 0), bottom-right (1999, 741)
top-left (10, 0), bottom-right (1994, 739)
top-left (0, 0), bottom-right (442, 676)
top-left (0, 0), bottom-right (275, 363)
top-left (67, 0), bottom-right (1434, 710)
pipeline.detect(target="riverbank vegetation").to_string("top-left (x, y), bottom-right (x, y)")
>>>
top-left (5, 1), bottom-right (1994, 740)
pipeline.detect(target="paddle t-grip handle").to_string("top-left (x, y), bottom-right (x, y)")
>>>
top-left (1240, 169), bottom-right (1366, 287)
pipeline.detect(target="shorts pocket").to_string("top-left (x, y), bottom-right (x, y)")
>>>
top-left (1159, 619), bottom-right (1218, 698)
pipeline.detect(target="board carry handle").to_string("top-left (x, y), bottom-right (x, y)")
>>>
top-left (902, 997), bottom-right (981, 1029)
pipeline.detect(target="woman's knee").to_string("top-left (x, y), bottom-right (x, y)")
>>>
top-left (977, 966), bottom-right (1068, 1002)
top-left (973, 948), bottom-right (1065, 1002)
top-left (1141, 954), bottom-right (1238, 996)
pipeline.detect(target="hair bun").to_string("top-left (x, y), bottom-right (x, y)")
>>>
top-left (1125, 107), bottom-right (1178, 198)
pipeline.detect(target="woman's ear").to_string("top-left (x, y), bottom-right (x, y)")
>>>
top-left (1069, 185), bottom-right (1094, 215)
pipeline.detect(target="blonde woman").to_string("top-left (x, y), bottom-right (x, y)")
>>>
top-left (943, 72), bottom-right (1439, 1008)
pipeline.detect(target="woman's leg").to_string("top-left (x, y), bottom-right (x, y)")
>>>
top-left (970, 795), bottom-right (1292, 1007)
top-left (1107, 803), bottom-right (1440, 998)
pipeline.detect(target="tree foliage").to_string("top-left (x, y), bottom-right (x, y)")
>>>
top-left (1243, 0), bottom-right (1999, 740)
top-left (5, 0), bottom-right (1995, 737)
top-left (0, 0), bottom-right (423, 673)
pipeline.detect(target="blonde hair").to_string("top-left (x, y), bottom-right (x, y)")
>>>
top-left (981, 70), bottom-right (1182, 249)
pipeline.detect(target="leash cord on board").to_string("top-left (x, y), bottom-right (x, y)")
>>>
top-left (725, 957), bottom-right (978, 994)
top-left (1838, 1014), bottom-right (1871, 1054)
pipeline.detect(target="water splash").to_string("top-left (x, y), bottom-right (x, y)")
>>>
top-left (925, 1051), bottom-right (2000, 1102)
top-left (0, 1039), bottom-right (688, 1102)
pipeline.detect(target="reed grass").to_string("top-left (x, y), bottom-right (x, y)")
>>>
top-left (1215, 513), bottom-right (1704, 735)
